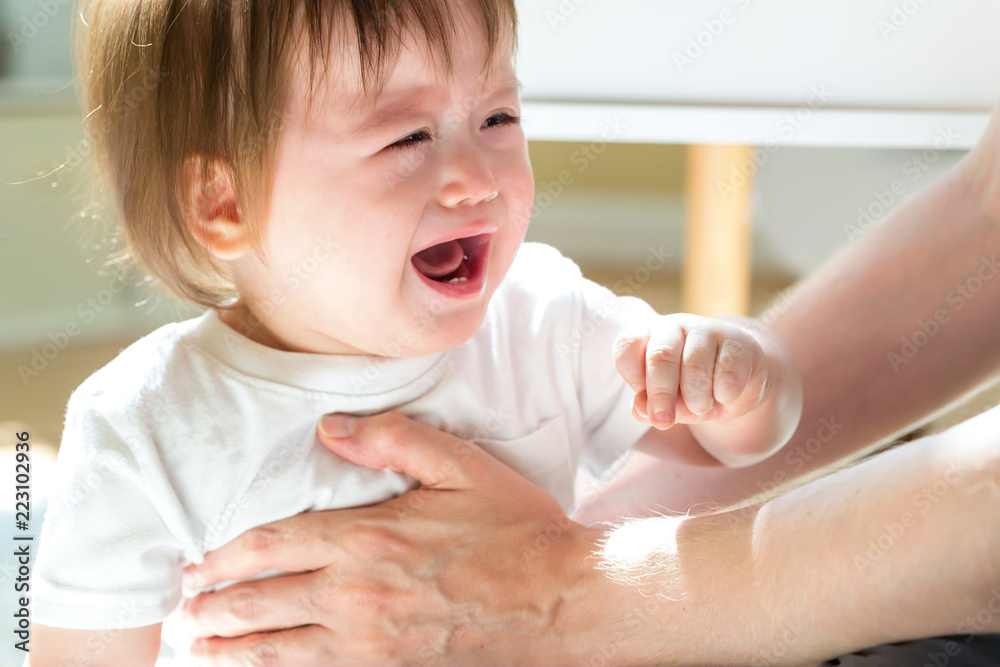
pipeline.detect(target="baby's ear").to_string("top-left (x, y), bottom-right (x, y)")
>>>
top-left (182, 156), bottom-right (250, 260)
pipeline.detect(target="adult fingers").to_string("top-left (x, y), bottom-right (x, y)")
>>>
top-left (184, 570), bottom-right (327, 639)
top-left (191, 625), bottom-right (340, 667)
top-left (317, 411), bottom-right (480, 490)
top-left (182, 507), bottom-right (376, 590)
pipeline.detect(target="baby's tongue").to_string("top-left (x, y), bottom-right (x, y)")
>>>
top-left (412, 240), bottom-right (464, 279)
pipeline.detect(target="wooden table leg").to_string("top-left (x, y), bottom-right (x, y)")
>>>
top-left (682, 144), bottom-right (755, 317)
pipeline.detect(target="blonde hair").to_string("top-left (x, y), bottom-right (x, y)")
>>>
top-left (75, 0), bottom-right (518, 307)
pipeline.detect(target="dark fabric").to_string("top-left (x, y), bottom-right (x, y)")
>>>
top-left (820, 635), bottom-right (1000, 666)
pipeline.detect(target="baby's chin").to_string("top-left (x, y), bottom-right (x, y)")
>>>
top-left (384, 303), bottom-right (492, 358)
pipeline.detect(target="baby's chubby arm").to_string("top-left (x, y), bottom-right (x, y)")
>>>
top-left (25, 622), bottom-right (161, 667)
top-left (614, 314), bottom-right (803, 467)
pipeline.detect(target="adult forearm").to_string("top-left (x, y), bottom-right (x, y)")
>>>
top-left (754, 109), bottom-right (1000, 489)
top-left (762, 152), bottom-right (1000, 476)
top-left (582, 406), bottom-right (1000, 666)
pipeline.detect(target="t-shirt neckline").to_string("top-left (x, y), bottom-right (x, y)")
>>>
top-left (187, 309), bottom-right (450, 396)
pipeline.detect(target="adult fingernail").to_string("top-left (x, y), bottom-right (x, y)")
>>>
top-left (320, 414), bottom-right (356, 438)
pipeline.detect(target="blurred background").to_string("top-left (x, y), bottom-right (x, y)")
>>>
top-left (2, 2), bottom-right (1000, 662)
top-left (4, 0), bottom-right (999, 449)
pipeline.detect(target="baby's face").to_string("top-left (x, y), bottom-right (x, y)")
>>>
top-left (226, 5), bottom-right (533, 356)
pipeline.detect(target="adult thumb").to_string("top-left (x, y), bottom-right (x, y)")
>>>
top-left (317, 412), bottom-right (477, 490)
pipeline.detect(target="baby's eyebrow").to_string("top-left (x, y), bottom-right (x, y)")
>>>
top-left (350, 77), bottom-right (523, 135)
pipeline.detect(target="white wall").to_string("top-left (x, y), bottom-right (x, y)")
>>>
top-left (517, 0), bottom-right (1000, 111)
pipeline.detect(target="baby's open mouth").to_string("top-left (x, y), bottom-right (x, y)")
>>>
top-left (411, 233), bottom-right (491, 284)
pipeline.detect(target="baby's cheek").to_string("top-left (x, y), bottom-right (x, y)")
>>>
top-left (502, 175), bottom-right (535, 236)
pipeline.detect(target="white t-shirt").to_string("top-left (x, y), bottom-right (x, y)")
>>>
top-left (31, 242), bottom-right (660, 664)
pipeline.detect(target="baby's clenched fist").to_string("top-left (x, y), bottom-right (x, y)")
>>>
top-left (613, 314), bottom-right (769, 430)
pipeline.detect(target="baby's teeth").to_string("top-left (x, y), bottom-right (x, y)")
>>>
top-left (448, 276), bottom-right (468, 284)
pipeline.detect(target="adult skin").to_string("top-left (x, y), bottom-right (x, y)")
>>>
top-left (180, 104), bottom-right (1000, 664)
top-left (181, 409), bottom-right (1000, 665)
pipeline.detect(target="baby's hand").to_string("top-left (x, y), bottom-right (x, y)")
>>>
top-left (613, 314), bottom-right (768, 430)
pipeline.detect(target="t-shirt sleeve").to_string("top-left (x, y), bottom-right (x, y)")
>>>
top-left (31, 390), bottom-right (186, 629)
top-left (572, 273), bottom-right (661, 481)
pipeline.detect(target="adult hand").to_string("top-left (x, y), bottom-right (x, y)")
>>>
top-left (180, 412), bottom-right (612, 666)
top-left (180, 409), bottom-right (1000, 667)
